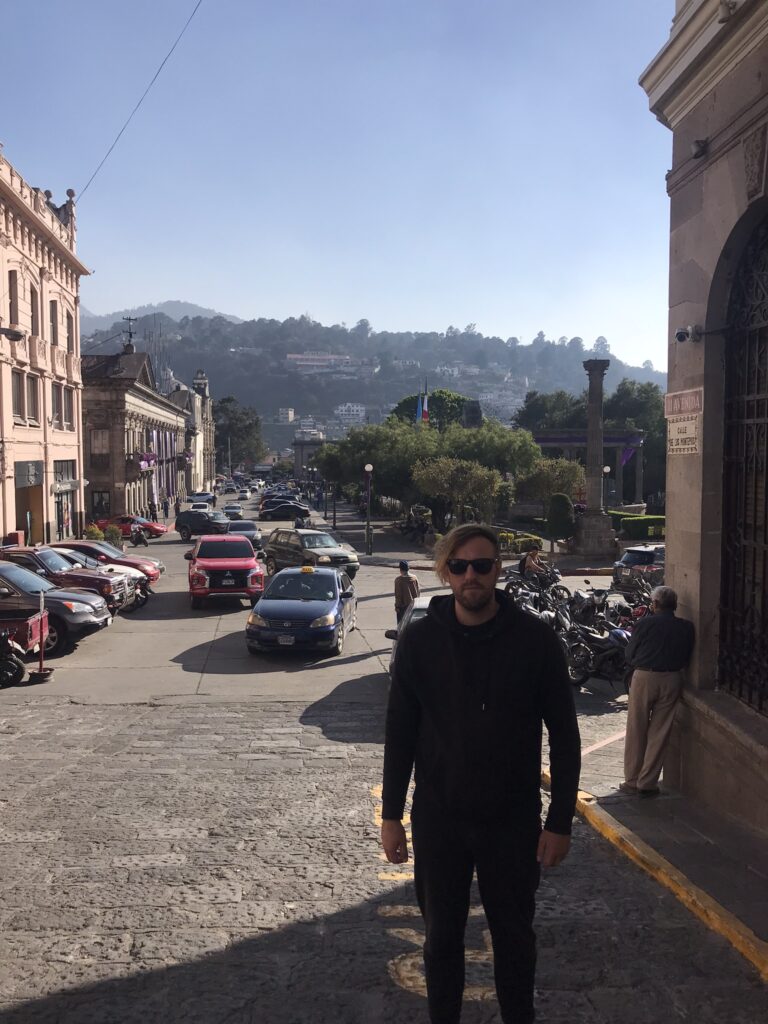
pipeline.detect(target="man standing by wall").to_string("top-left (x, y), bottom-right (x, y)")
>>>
top-left (621, 585), bottom-right (694, 797)
top-left (394, 560), bottom-right (420, 623)
top-left (381, 524), bottom-right (581, 1024)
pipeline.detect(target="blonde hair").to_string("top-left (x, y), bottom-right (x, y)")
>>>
top-left (434, 523), bottom-right (500, 583)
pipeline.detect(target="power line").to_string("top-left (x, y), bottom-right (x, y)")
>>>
top-left (78, 0), bottom-right (204, 200)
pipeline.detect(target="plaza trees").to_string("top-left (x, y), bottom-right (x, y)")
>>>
top-left (389, 388), bottom-right (469, 431)
top-left (515, 457), bottom-right (586, 514)
top-left (213, 396), bottom-right (267, 468)
top-left (413, 458), bottom-right (502, 529)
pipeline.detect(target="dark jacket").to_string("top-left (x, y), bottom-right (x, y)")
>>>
top-left (383, 590), bottom-right (581, 834)
top-left (625, 609), bottom-right (694, 672)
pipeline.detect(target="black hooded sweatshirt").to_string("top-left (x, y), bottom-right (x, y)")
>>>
top-left (382, 589), bottom-right (581, 834)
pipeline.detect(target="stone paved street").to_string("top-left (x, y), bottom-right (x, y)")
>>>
top-left (0, 536), bottom-right (765, 1022)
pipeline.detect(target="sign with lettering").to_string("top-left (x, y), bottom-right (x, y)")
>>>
top-left (667, 414), bottom-right (699, 455)
top-left (665, 388), bottom-right (703, 418)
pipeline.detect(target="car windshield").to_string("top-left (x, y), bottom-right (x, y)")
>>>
top-left (208, 512), bottom-right (229, 522)
top-left (265, 574), bottom-right (337, 601)
top-left (0, 563), bottom-right (56, 593)
top-left (37, 549), bottom-right (76, 573)
top-left (58, 549), bottom-right (99, 570)
top-left (228, 521), bottom-right (257, 533)
top-left (197, 541), bottom-right (254, 559)
top-left (134, 517), bottom-right (151, 525)
top-left (401, 607), bottom-right (428, 631)
top-left (91, 541), bottom-right (126, 559)
top-left (302, 534), bottom-right (338, 549)
top-left (621, 551), bottom-right (656, 566)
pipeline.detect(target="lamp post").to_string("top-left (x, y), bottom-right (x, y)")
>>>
top-left (602, 465), bottom-right (611, 509)
top-left (364, 463), bottom-right (373, 555)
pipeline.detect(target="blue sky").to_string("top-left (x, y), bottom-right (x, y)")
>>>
top-left (3, 0), bottom-right (673, 368)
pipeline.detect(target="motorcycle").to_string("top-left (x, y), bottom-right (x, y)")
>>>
top-left (0, 629), bottom-right (27, 688)
top-left (569, 580), bottom-right (612, 630)
top-left (129, 523), bottom-right (149, 547)
top-left (504, 563), bottom-right (570, 602)
top-left (565, 624), bottom-right (633, 691)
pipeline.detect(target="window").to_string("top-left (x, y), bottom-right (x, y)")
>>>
top-left (52, 383), bottom-right (63, 428)
top-left (12, 371), bottom-right (24, 419)
top-left (8, 270), bottom-right (18, 324)
top-left (90, 429), bottom-right (109, 454)
top-left (91, 491), bottom-right (111, 518)
top-left (25, 376), bottom-right (39, 422)
top-left (63, 388), bottom-right (74, 428)
top-left (30, 284), bottom-right (39, 336)
top-left (49, 300), bottom-right (58, 345)
top-left (66, 311), bottom-right (74, 353)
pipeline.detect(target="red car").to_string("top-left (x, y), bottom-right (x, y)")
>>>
top-left (95, 515), bottom-right (168, 539)
top-left (0, 546), bottom-right (132, 614)
top-left (50, 540), bottom-right (166, 584)
top-left (185, 534), bottom-right (265, 609)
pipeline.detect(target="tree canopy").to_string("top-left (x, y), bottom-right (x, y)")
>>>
top-left (213, 396), bottom-right (267, 469)
top-left (389, 388), bottom-right (469, 431)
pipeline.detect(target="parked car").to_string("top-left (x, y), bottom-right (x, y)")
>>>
top-left (222, 503), bottom-right (244, 521)
top-left (95, 515), bottom-right (168, 539)
top-left (189, 501), bottom-right (211, 512)
top-left (0, 561), bottom-right (111, 656)
top-left (238, 488), bottom-right (251, 501)
top-left (259, 501), bottom-right (311, 522)
top-left (262, 528), bottom-right (359, 578)
top-left (613, 544), bottom-right (666, 588)
top-left (174, 509), bottom-right (231, 542)
top-left (188, 491), bottom-right (215, 503)
top-left (0, 546), bottom-right (132, 615)
top-left (51, 540), bottom-right (165, 584)
top-left (225, 520), bottom-right (263, 549)
top-left (185, 534), bottom-right (265, 609)
top-left (384, 595), bottom-right (433, 675)
top-left (246, 566), bottom-right (356, 655)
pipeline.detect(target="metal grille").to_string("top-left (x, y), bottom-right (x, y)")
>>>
top-left (720, 215), bottom-right (768, 714)
top-left (209, 570), bottom-right (248, 588)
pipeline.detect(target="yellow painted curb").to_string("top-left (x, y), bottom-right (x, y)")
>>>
top-left (541, 769), bottom-right (768, 982)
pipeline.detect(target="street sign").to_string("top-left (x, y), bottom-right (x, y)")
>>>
top-left (665, 388), bottom-right (703, 418)
top-left (667, 413), bottom-right (699, 455)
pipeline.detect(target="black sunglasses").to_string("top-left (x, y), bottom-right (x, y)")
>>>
top-left (446, 558), bottom-right (498, 576)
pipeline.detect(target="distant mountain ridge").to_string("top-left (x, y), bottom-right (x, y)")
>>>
top-left (80, 300), bottom-right (242, 335)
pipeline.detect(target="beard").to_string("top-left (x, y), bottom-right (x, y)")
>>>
top-left (454, 584), bottom-right (495, 613)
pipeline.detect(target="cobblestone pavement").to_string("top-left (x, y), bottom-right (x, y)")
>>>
top-left (1, 696), bottom-right (766, 1024)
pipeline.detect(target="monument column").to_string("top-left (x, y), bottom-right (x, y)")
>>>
top-left (615, 446), bottom-right (624, 507)
top-left (635, 444), bottom-right (644, 504)
top-left (577, 359), bottom-right (616, 556)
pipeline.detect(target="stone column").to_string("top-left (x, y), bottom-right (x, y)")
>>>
top-left (635, 444), bottom-right (644, 503)
top-left (577, 359), bottom-right (616, 556)
top-left (615, 446), bottom-right (624, 507)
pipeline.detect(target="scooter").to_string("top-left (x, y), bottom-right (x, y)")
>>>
top-left (129, 523), bottom-right (149, 547)
top-left (0, 629), bottom-right (27, 688)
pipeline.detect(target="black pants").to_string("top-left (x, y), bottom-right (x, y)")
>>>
top-left (412, 808), bottom-right (540, 1024)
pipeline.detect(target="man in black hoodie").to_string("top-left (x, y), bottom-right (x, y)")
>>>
top-left (381, 523), bottom-right (581, 1024)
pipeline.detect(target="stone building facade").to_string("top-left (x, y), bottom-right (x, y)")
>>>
top-left (82, 350), bottom-right (189, 519)
top-left (641, 0), bottom-right (768, 832)
top-left (0, 152), bottom-right (88, 543)
top-left (167, 370), bottom-right (215, 494)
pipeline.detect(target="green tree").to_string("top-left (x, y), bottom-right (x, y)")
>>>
top-left (213, 396), bottom-right (266, 469)
top-left (413, 458), bottom-right (502, 526)
top-left (516, 458), bottom-right (586, 513)
top-left (604, 379), bottom-right (666, 498)
top-left (389, 388), bottom-right (469, 431)
top-left (513, 390), bottom-right (586, 430)
top-left (441, 420), bottom-right (540, 478)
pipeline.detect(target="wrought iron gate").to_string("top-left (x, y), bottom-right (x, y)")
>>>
top-left (720, 215), bottom-right (768, 714)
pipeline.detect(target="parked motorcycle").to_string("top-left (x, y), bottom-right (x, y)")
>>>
top-left (565, 624), bottom-right (633, 690)
top-left (0, 629), bottom-right (27, 687)
top-left (569, 580), bottom-right (612, 630)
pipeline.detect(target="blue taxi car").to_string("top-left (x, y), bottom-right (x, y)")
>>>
top-left (246, 566), bottom-right (357, 656)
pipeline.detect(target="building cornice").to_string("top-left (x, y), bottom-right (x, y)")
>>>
top-left (640, 0), bottom-right (768, 130)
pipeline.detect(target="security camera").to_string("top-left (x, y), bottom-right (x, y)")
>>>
top-left (674, 325), bottom-right (702, 343)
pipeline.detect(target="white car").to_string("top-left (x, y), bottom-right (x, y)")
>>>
top-left (383, 594), bottom-right (439, 675)
top-left (189, 501), bottom-right (211, 512)
top-left (238, 488), bottom-right (251, 500)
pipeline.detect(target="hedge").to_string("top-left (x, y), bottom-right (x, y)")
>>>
top-left (498, 531), bottom-right (545, 554)
top-left (620, 515), bottom-right (666, 540)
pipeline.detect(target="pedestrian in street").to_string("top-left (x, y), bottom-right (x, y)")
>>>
top-left (394, 559), bottom-right (420, 623)
top-left (148, 500), bottom-right (158, 523)
top-left (174, 497), bottom-right (181, 517)
top-left (620, 585), bottom-right (694, 798)
top-left (162, 498), bottom-right (170, 521)
top-left (381, 523), bottom-right (581, 1024)
top-left (212, 493), bottom-right (217, 508)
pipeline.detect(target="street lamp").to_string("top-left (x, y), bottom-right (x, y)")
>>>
top-left (364, 463), bottom-right (373, 555)
top-left (602, 465), bottom-right (611, 509)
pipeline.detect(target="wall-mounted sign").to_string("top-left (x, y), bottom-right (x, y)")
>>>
top-left (667, 414), bottom-right (699, 455)
top-left (14, 460), bottom-right (44, 488)
top-left (665, 388), bottom-right (703, 418)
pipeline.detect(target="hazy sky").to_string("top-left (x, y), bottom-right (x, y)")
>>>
top-left (3, 1), bottom-right (673, 368)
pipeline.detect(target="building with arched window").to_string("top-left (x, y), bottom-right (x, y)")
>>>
top-left (641, 0), bottom-right (768, 832)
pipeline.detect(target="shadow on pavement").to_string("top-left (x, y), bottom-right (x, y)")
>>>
top-left (300, 677), bottom-right (390, 742)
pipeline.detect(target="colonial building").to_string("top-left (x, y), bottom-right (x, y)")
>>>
top-left (167, 369), bottom-right (215, 494)
top-left (82, 347), bottom-right (189, 519)
top-left (0, 152), bottom-right (88, 543)
top-left (641, 0), bottom-right (768, 832)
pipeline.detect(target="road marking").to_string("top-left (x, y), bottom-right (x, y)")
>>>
top-left (581, 729), bottom-right (626, 757)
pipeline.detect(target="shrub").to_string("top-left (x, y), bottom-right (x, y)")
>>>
top-left (498, 531), bottom-right (544, 555)
top-left (620, 515), bottom-right (666, 540)
top-left (84, 524), bottom-right (104, 541)
top-left (104, 525), bottom-right (124, 548)
top-left (547, 493), bottom-right (576, 541)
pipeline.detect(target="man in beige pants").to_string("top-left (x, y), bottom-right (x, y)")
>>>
top-left (620, 586), bottom-right (694, 797)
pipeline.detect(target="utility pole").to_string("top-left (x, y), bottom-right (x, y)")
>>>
top-left (122, 316), bottom-right (137, 353)
top-left (228, 436), bottom-right (232, 477)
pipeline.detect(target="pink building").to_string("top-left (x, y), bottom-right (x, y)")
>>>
top-left (0, 151), bottom-right (88, 543)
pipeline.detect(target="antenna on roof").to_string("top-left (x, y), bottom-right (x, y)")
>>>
top-left (122, 316), bottom-right (137, 354)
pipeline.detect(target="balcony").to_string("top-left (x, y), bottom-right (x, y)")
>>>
top-left (28, 336), bottom-right (50, 372)
top-left (66, 352), bottom-right (82, 384)
top-left (126, 452), bottom-right (157, 480)
top-left (10, 335), bottom-right (29, 365)
top-left (176, 450), bottom-right (194, 470)
top-left (52, 346), bottom-right (67, 379)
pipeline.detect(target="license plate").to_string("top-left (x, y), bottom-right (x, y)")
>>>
top-left (277, 635), bottom-right (295, 645)
top-left (222, 579), bottom-right (234, 585)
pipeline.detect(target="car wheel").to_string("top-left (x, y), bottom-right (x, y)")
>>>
top-left (266, 557), bottom-right (277, 576)
top-left (45, 616), bottom-right (69, 657)
top-left (179, 527), bottom-right (191, 542)
top-left (190, 594), bottom-right (204, 610)
top-left (0, 655), bottom-right (26, 688)
top-left (331, 626), bottom-right (344, 656)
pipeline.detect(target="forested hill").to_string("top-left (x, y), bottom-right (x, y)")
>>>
top-left (80, 312), bottom-right (666, 417)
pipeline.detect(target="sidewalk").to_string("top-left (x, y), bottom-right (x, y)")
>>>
top-left (312, 501), bottom-right (768, 979)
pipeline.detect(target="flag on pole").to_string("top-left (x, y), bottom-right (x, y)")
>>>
top-left (415, 388), bottom-right (423, 424)
top-left (422, 379), bottom-right (429, 423)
